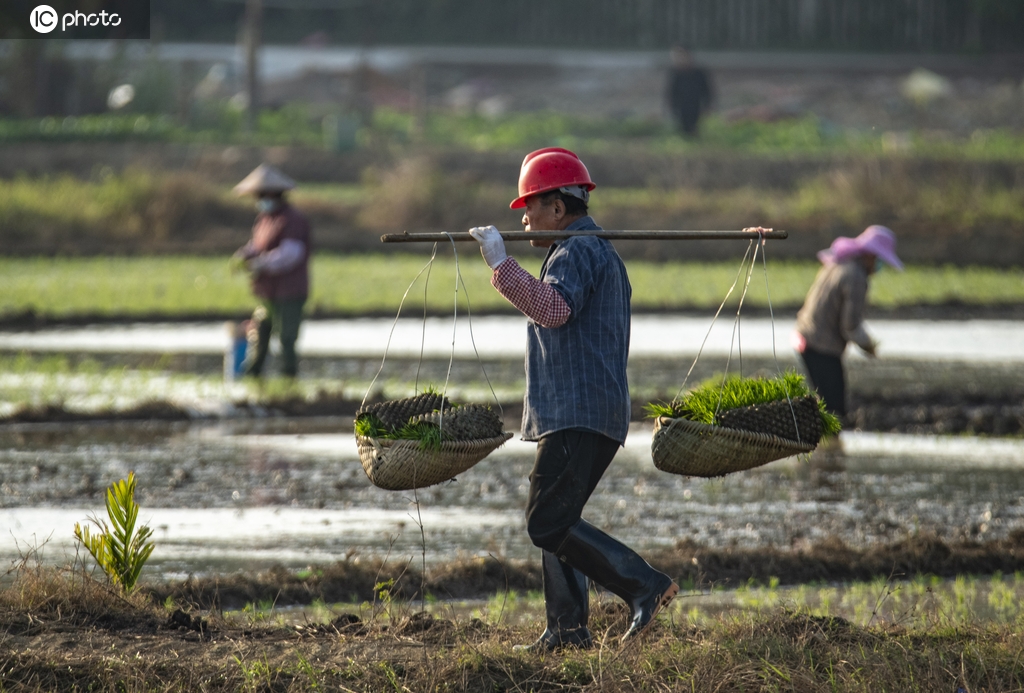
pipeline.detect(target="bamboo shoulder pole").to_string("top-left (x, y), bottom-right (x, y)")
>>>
top-left (381, 230), bottom-right (788, 243)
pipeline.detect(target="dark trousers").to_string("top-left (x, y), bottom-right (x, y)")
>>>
top-left (244, 297), bottom-right (306, 377)
top-left (526, 429), bottom-right (620, 553)
top-left (800, 347), bottom-right (846, 416)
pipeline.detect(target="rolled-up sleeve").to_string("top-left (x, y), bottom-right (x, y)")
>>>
top-left (250, 239), bottom-right (305, 275)
top-left (492, 257), bottom-right (571, 328)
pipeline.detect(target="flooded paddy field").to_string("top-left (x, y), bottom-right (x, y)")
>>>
top-left (3, 417), bottom-right (1024, 585)
top-left (2, 317), bottom-right (1022, 434)
top-left (2, 316), bottom-right (1022, 362)
top-left (2, 314), bottom-right (1022, 604)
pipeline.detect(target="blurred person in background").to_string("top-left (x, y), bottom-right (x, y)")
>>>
top-left (231, 164), bottom-right (312, 378)
top-left (793, 225), bottom-right (904, 419)
top-left (665, 45), bottom-right (714, 137)
top-left (469, 148), bottom-right (678, 652)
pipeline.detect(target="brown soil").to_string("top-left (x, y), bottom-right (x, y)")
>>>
top-left (4, 539), bottom-right (1024, 691)
top-left (847, 393), bottom-right (1024, 436)
top-left (0, 392), bottom-right (369, 425)
top-left (4, 601), bottom-right (1010, 693)
top-left (3, 389), bottom-right (1020, 436)
top-left (144, 532), bottom-right (1024, 611)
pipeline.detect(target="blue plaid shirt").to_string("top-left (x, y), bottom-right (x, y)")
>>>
top-left (521, 216), bottom-right (632, 444)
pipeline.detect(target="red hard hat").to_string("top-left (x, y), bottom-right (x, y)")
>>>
top-left (509, 147), bottom-right (596, 209)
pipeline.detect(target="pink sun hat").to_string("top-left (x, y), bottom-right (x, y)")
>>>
top-left (817, 225), bottom-right (904, 270)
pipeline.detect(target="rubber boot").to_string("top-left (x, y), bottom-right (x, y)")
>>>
top-left (513, 550), bottom-right (592, 652)
top-left (555, 519), bottom-right (678, 642)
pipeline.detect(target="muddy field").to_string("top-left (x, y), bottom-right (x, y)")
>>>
top-left (4, 412), bottom-right (1024, 601)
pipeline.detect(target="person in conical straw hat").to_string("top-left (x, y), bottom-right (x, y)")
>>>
top-left (231, 164), bottom-right (312, 378)
top-left (794, 225), bottom-right (904, 419)
top-left (468, 148), bottom-right (678, 652)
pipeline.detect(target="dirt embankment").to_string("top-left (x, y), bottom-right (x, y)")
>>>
top-left (2, 386), bottom-right (1021, 435)
top-left (5, 582), bottom-right (1021, 692)
top-left (2, 143), bottom-right (1024, 264)
top-left (2, 349), bottom-right (1022, 433)
top-left (141, 532), bottom-right (1024, 611)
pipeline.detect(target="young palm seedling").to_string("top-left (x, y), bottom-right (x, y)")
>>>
top-left (74, 471), bottom-right (155, 593)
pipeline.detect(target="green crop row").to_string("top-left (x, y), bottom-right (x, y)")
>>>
top-left (3, 108), bottom-right (1024, 160)
top-left (0, 255), bottom-right (1021, 320)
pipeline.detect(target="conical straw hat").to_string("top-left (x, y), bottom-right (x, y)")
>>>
top-left (233, 164), bottom-right (296, 195)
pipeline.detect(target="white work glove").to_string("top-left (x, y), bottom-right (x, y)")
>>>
top-left (468, 225), bottom-right (507, 270)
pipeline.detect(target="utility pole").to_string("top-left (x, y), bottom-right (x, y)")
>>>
top-left (244, 0), bottom-right (262, 133)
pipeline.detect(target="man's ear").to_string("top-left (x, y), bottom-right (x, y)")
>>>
top-left (551, 198), bottom-right (566, 220)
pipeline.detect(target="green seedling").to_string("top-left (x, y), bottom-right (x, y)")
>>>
top-left (645, 370), bottom-right (842, 440)
top-left (73, 471), bottom-right (155, 592)
top-left (355, 388), bottom-right (472, 452)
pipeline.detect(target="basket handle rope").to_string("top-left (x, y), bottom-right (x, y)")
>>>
top-left (360, 237), bottom-right (505, 429)
top-left (758, 231), bottom-right (804, 444)
top-left (671, 231), bottom-right (804, 444)
top-left (361, 243), bottom-right (442, 410)
top-left (673, 239), bottom-right (756, 402)
top-left (712, 235), bottom-right (762, 418)
top-left (444, 233), bottom-right (505, 422)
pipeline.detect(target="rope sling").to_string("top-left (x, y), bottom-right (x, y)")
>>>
top-left (650, 232), bottom-right (821, 477)
top-left (355, 236), bottom-right (511, 491)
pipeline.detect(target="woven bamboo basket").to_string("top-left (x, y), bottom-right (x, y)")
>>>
top-left (651, 416), bottom-right (816, 478)
top-left (357, 432), bottom-right (513, 491)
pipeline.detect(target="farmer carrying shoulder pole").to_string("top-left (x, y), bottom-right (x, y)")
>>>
top-left (231, 164), bottom-right (312, 378)
top-left (469, 148), bottom-right (678, 651)
top-left (794, 225), bottom-right (904, 418)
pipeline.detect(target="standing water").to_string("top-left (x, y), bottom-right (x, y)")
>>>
top-left (2, 419), bottom-right (1024, 581)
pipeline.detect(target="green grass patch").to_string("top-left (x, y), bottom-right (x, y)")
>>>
top-left (5, 167), bottom-right (1024, 265)
top-left (1, 255), bottom-right (1021, 320)
top-left (0, 170), bottom-right (248, 247)
top-left (5, 109), bottom-right (1024, 162)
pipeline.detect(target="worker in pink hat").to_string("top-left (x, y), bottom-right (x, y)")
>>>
top-left (794, 225), bottom-right (903, 418)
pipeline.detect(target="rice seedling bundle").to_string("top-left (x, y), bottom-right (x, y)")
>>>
top-left (647, 371), bottom-right (841, 478)
top-left (354, 392), bottom-right (511, 491)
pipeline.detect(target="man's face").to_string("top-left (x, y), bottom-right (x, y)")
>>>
top-left (521, 196), bottom-right (561, 247)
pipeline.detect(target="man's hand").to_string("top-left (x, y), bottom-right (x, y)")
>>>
top-left (468, 225), bottom-right (507, 270)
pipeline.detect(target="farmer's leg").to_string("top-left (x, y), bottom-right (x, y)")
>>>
top-left (526, 430), bottom-right (677, 642)
top-left (526, 429), bottom-right (618, 552)
top-left (277, 297), bottom-right (306, 377)
top-left (243, 302), bottom-right (275, 377)
top-left (800, 347), bottom-right (847, 416)
top-left (517, 430), bottom-right (616, 651)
